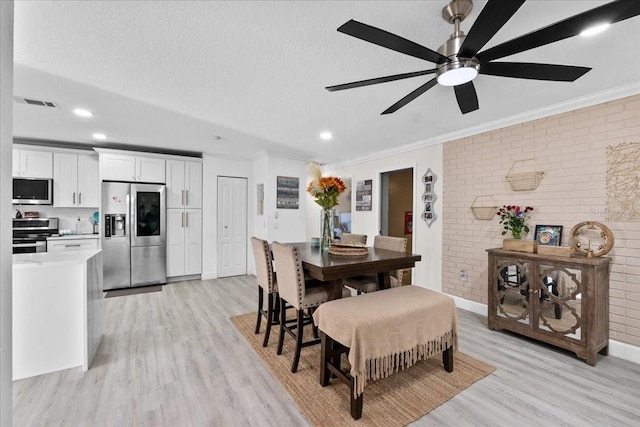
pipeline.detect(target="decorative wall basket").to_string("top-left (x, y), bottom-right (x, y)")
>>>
top-left (470, 195), bottom-right (498, 220)
top-left (505, 158), bottom-right (545, 192)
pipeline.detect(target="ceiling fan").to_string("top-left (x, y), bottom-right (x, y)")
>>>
top-left (326, 0), bottom-right (640, 115)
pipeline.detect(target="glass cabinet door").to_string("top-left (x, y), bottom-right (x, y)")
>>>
top-left (536, 264), bottom-right (583, 341)
top-left (495, 259), bottom-right (532, 327)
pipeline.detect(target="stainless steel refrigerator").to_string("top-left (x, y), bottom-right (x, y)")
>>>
top-left (102, 182), bottom-right (166, 290)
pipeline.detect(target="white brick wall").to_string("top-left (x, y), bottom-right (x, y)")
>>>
top-left (443, 94), bottom-right (640, 346)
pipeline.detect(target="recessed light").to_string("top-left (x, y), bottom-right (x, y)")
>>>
top-left (320, 131), bottom-right (333, 141)
top-left (92, 133), bottom-right (107, 140)
top-left (580, 22), bottom-right (610, 37)
top-left (73, 108), bottom-right (93, 117)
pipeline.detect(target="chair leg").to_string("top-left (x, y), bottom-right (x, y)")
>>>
top-left (277, 298), bottom-right (286, 356)
top-left (273, 293), bottom-right (281, 322)
top-left (255, 286), bottom-right (264, 334)
top-left (309, 308), bottom-right (319, 339)
top-left (263, 293), bottom-right (274, 347)
top-left (291, 310), bottom-right (304, 373)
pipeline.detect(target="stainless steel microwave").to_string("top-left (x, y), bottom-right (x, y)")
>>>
top-left (12, 178), bottom-right (53, 205)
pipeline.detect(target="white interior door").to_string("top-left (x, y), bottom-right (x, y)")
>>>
top-left (217, 176), bottom-right (247, 277)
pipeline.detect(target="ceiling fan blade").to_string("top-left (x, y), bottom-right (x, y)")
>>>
top-left (381, 78), bottom-right (438, 115)
top-left (458, 0), bottom-right (525, 59)
top-left (338, 19), bottom-right (450, 64)
top-left (480, 62), bottom-right (591, 81)
top-left (477, 0), bottom-right (640, 63)
top-left (454, 82), bottom-right (479, 114)
top-left (326, 69), bottom-right (436, 92)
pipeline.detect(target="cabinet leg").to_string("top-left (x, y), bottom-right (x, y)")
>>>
top-left (599, 345), bottom-right (609, 356)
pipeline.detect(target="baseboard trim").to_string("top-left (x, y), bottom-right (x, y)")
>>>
top-left (166, 274), bottom-right (201, 283)
top-left (200, 272), bottom-right (217, 280)
top-left (449, 295), bottom-right (639, 366)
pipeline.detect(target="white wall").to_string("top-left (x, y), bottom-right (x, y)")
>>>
top-left (263, 156), bottom-right (308, 244)
top-left (318, 143), bottom-right (444, 291)
top-left (0, 1), bottom-right (13, 424)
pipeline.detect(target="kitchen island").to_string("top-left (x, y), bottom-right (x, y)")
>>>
top-left (12, 249), bottom-right (103, 380)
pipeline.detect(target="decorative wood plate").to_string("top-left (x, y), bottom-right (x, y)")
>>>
top-left (569, 221), bottom-right (614, 257)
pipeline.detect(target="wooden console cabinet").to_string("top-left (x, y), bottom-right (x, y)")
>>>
top-left (487, 248), bottom-right (611, 366)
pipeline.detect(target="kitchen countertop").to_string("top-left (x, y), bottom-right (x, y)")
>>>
top-left (47, 234), bottom-right (100, 240)
top-left (13, 249), bottom-right (102, 267)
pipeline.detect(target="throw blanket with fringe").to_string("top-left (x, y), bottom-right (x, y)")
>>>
top-left (313, 286), bottom-right (458, 398)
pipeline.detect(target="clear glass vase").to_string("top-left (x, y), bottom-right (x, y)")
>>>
top-left (320, 208), bottom-right (334, 251)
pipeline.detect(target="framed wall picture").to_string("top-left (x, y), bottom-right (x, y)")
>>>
top-left (276, 176), bottom-right (299, 209)
top-left (421, 168), bottom-right (437, 226)
top-left (257, 183), bottom-right (264, 215)
top-left (535, 225), bottom-right (563, 246)
top-left (355, 179), bottom-right (372, 211)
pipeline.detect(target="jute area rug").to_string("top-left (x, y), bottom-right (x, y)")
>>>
top-left (231, 312), bottom-right (495, 427)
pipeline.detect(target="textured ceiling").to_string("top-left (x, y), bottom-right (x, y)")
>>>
top-left (12, 1), bottom-right (640, 164)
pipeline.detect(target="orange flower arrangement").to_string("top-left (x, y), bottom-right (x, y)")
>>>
top-left (306, 163), bottom-right (346, 209)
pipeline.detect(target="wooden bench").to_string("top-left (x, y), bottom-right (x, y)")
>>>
top-left (313, 286), bottom-right (457, 420)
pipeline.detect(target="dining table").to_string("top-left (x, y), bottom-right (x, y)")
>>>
top-left (289, 242), bottom-right (422, 300)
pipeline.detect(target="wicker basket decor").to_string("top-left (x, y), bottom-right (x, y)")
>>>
top-left (470, 195), bottom-right (498, 220)
top-left (505, 158), bottom-right (545, 192)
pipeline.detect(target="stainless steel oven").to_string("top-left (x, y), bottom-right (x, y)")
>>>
top-left (12, 239), bottom-right (47, 254)
top-left (12, 217), bottom-right (59, 254)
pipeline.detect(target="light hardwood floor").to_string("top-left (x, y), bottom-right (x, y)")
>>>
top-left (13, 276), bottom-right (640, 426)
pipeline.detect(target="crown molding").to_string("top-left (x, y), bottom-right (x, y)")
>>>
top-left (329, 82), bottom-right (640, 170)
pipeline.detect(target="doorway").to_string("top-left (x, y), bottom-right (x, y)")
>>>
top-left (217, 176), bottom-right (248, 277)
top-left (380, 168), bottom-right (413, 284)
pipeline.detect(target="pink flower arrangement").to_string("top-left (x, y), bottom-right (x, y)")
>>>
top-left (497, 205), bottom-right (534, 239)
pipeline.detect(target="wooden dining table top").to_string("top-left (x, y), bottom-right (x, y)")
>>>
top-left (288, 242), bottom-right (421, 299)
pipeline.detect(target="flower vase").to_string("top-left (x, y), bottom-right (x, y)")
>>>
top-left (320, 208), bottom-right (334, 251)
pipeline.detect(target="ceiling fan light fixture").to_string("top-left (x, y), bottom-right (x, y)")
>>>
top-left (580, 22), bottom-right (610, 37)
top-left (436, 59), bottom-right (479, 86)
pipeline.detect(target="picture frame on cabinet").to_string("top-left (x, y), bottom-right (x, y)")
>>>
top-left (535, 225), bottom-right (563, 246)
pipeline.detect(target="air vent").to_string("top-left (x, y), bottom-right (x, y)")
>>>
top-left (13, 96), bottom-right (58, 108)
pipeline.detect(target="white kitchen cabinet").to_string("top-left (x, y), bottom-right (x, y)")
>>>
top-left (47, 237), bottom-right (99, 252)
top-left (166, 159), bottom-right (202, 208)
top-left (13, 149), bottom-right (53, 178)
top-left (135, 156), bottom-right (165, 183)
top-left (100, 152), bottom-right (135, 181)
top-left (166, 208), bottom-right (202, 277)
top-left (100, 153), bottom-right (165, 183)
top-left (53, 153), bottom-right (99, 207)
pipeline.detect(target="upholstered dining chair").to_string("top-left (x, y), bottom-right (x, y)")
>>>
top-left (339, 233), bottom-right (367, 245)
top-left (271, 242), bottom-right (350, 373)
top-left (251, 237), bottom-right (279, 347)
top-left (343, 235), bottom-right (408, 294)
